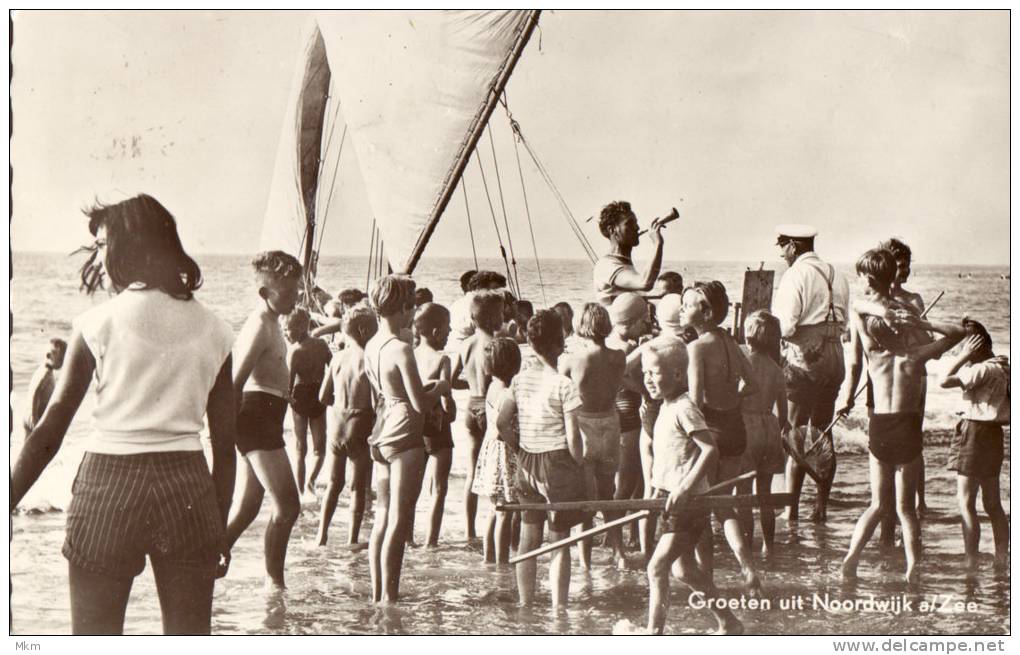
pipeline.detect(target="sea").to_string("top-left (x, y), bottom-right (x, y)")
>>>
top-left (9, 252), bottom-right (1011, 635)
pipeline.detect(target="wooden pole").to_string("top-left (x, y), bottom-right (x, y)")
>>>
top-left (509, 511), bottom-right (651, 565)
top-left (499, 492), bottom-right (794, 515)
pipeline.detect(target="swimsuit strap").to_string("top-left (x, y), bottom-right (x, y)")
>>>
top-left (366, 336), bottom-right (399, 398)
top-left (802, 260), bottom-right (838, 323)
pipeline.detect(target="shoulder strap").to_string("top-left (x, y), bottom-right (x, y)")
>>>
top-left (802, 260), bottom-right (837, 322)
top-left (366, 336), bottom-right (399, 393)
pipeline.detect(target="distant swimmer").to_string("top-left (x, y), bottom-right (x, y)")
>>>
top-left (22, 337), bottom-right (67, 435)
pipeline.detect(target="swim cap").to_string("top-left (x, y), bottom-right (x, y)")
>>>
top-left (609, 292), bottom-right (648, 325)
top-left (657, 293), bottom-right (684, 331)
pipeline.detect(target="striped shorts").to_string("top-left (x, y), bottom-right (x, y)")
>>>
top-left (62, 451), bottom-right (225, 579)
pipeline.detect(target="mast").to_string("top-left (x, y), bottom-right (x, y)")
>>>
top-left (400, 10), bottom-right (541, 275)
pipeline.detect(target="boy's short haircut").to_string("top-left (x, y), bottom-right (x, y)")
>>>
top-left (50, 338), bottom-right (68, 352)
top-left (370, 274), bottom-right (416, 317)
top-left (879, 238), bottom-right (912, 263)
top-left (516, 300), bottom-right (534, 320)
top-left (690, 281), bottom-right (729, 325)
top-left (744, 309), bottom-right (782, 364)
top-left (855, 248), bottom-right (897, 293)
top-left (484, 337), bottom-right (522, 385)
top-left (467, 270), bottom-right (507, 292)
top-left (414, 302), bottom-right (450, 335)
top-left (577, 302), bottom-right (612, 342)
top-left (656, 270), bottom-right (684, 295)
top-left (252, 250), bottom-right (302, 284)
top-left (286, 307), bottom-right (311, 333)
top-left (598, 200), bottom-right (632, 239)
top-left (459, 270), bottom-right (478, 294)
top-left (343, 307), bottom-right (378, 347)
top-left (415, 287), bottom-right (434, 307)
top-left (552, 301), bottom-right (574, 324)
top-left (641, 339), bottom-right (689, 375)
top-left (338, 288), bottom-right (366, 307)
top-left (501, 290), bottom-right (517, 321)
top-left (471, 291), bottom-right (505, 334)
top-left (527, 309), bottom-right (565, 359)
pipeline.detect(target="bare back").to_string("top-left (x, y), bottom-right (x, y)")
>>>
top-left (740, 348), bottom-right (784, 414)
top-left (851, 312), bottom-right (928, 414)
top-left (688, 329), bottom-right (752, 411)
top-left (290, 337), bottom-right (332, 386)
top-left (561, 341), bottom-right (626, 413)
top-left (458, 331), bottom-right (493, 397)
top-left (333, 345), bottom-right (374, 412)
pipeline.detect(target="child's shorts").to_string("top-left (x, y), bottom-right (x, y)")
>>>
top-left (578, 410), bottom-right (620, 482)
top-left (464, 396), bottom-right (487, 440)
top-left (651, 488), bottom-right (710, 541)
top-left (868, 411), bottom-right (923, 465)
top-left (516, 449), bottom-right (590, 531)
top-left (63, 451), bottom-right (224, 580)
top-left (291, 382), bottom-right (326, 420)
top-left (741, 411), bottom-right (785, 475)
top-left (330, 408), bottom-right (375, 460)
top-left (424, 422), bottom-right (455, 455)
top-left (948, 419), bottom-right (1004, 478)
top-left (702, 405), bottom-right (747, 458)
top-left (236, 391), bottom-right (288, 455)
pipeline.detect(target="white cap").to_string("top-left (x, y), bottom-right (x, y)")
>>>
top-left (657, 293), bottom-right (684, 329)
top-left (775, 223), bottom-right (818, 242)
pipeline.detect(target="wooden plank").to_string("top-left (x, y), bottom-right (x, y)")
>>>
top-left (497, 492), bottom-right (795, 514)
top-left (509, 511), bottom-right (650, 565)
top-left (736, 268), bottom-right (775, 342)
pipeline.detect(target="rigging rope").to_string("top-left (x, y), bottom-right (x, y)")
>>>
top-left (474, 154), bottom-right (520, 298)
top-left (487, 125), bottom-right (522, 297)
top-left (461, 183), bottom-right (479, 269)
top-left (505, 100), bottom-right (547, 305)
top-left (499, 100), bottom-right (597, 263)
top-left (315, 124), bottom-right (348, 259)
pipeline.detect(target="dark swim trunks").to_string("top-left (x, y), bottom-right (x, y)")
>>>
top-left (291, 381), bottom-right (326, 419)
top-left (948, 419), bottom-right (1004, 478)
top-left (702, 405), bottom-right (747, 458)
top-left (868, 411), bottom-right (923, 465)
top-left (237, 391), bottom-right (288, 455)
top-left (651, 488), bottom-right (710, 540)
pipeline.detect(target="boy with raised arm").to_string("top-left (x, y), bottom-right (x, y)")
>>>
top-left (316, 307), bottom-right (378, 546)
top-left (559, 302), bottom-right (626, 568)
top-left (284, 308), bottom-right (333, 497)
top-left (413, 303), bottom-right (457, 547)
top-left (940, 319), bottom-right (1010, 571)
top-left (364, 275), bottom-right (448, 604)
top-left (499, 310), bottom-right (587, 609)
top-left (643, 341), bottom-right (743, 635)
top-left (840, 249), bottom-right (966, 583)
top-left (225, 251), bottom-right (302, 589)
top-left (451, 291), bottom-right (504, 541)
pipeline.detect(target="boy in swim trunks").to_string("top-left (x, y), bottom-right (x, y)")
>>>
top-left (681, 281), bottom-right (761, 593)
top-left (498, 309), bottom-right (586, 608)
top-left (840, 248), bottom-right (966, 583)
top-left (940, 320), bottom-right (1009, 571)
top-left (452, 291), bottom-right (504, 541)
top-left (364, 275), bottom-right (448, 604)
top-left (225, 250), bottom-right (303, 589)
top-left (284, 307), bottom-right (333, 497)
top-left (559, 302), bottom-right (626, 568)
top-left (316, 307), bottom-right (378, 546)
top-left (606, 293), bottom-right (651, 564)
top-left (413, 303), bottom-right (456, 548)
top-left (643, 341), bottom-right (743, 635)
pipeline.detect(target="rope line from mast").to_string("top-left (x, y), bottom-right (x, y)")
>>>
top-left (461, 182), bottom-right (479, 270)
top-left (474, 154), bottom-right (520, 298)
top-left (315, 124), bottom-right (348, 260)
top-left (503, 93), bottom-right (547, 306)
top-left (487, 125), bottom-right (522, 297)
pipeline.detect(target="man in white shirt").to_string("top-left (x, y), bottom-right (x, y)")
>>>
top-left (773, 224), bottom-right (849, 523)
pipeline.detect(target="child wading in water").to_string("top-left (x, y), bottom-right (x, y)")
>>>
top-left (413, 303), bottom-right (456, 547)
top-left (737, 310), bottom-right (790, 556)
top-left (452, 291), bottom-right (504, 541)
top-left (472, 337), bottom-right (523, 564)
top-left (499, 310), bottom-right (587, 609)
top-left (681, 281), bottom-right (761, 592)
top-left (939, 319), bottom-right (1010, 571)
top-left (284, 308), bottom-right (333, 497)
top-left (840, 249), bottom-right (965, 583)
top-left (364, 275), bottom-right (448, 603)
top-left (225, 251), bottom-right (303, 589)
top-left (559, 302), bottom-right (626, 568)
top-left (316, 307), bottom-right (378, 546)
top-left (642, 341), bottom-right (743, 635)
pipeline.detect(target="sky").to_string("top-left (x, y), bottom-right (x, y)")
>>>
top-left (10, 10), bottom-right (1009, 266)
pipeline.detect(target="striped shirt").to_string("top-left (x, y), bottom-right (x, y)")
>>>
top-left (511, 363), bottom-right (582, 454)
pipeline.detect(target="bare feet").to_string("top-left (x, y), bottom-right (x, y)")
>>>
top-left (840, 558), bottom-right (858, 580)
top-left (742, 568), bottom-right (763, 599)
top-left (713, 616), bottom-right (745, 635)
top-left (807, 507), bottom-right (826, 523)
top-left (904, 565), bottom-right (920, 585)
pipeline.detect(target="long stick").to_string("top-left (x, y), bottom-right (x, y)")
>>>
top-left (508, 510), bottom-right (651, 565)
top-left (499, 492), bottom-right (795, 515)
top-left (813, 289), bottom-right (946, 441)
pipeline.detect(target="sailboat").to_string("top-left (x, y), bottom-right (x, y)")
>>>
top-left (259, 10), bottom-right (544, 305)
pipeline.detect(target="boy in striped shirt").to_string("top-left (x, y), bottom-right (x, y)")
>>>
top-left (498, 309), bottom-right (588, 609)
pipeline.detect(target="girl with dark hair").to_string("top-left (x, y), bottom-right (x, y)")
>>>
top-left (11, 194), bottom-right (237, 634)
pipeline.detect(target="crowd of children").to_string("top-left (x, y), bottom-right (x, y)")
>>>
top-left (14, 194), bottom-right (1009, 635)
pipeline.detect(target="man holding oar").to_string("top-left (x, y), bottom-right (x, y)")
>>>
top-left (773, 224), bottom-right (850, 523)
